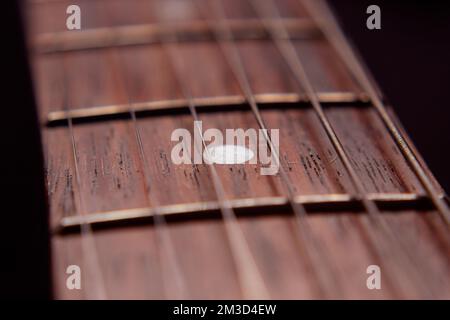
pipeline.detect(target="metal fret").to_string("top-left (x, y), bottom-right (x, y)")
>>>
top-left (34, 18), bottom-right (319, 54)
top-left (57, 192), bottom-right (439, 234)
top-left (46, 91), bottom-right (369, 126)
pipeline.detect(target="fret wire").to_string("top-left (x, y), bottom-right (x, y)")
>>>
top-left (155, 10), bottom-right (270, 300)
top-left (301, 0), bottom-right (450, 227)
top-left (252, 0), bottom-right (434, 296)
top-left (204, 0), bottom-right (344, 297)
top-left (61, 56), bottom-right (107, 299)
top-left (35, 18), bottom-right (319, 54)
top-left (46, 92), bottom-right (369, 126)
top-left (57, 192), bottom-right (436, 233)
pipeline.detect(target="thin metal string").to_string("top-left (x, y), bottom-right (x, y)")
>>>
top-left (250, 0), bottom-right (381, 224)
top-left (298, 0), bottom-right (447, 295)
top-left (61, 56), bottom-right (107, 299)
top-left (154, 10), bottom-right (270, 300)
top-left (101, 0), bottom-right (188, 299)
top-left (106, 49), bottom-right (188, 299)
top-left (198, 0), bottom-right (344, 297)
top-left (301, 0), bottom-right (450, 227)
top-left (251, 0), bottom-right (435, 296)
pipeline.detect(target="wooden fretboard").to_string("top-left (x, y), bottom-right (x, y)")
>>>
top-left (26, 0), bottom-right (450, 299)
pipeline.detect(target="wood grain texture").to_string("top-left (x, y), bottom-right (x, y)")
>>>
top-left (26, 0), bottom-right (449, 299)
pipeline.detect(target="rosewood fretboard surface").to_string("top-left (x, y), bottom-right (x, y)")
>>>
top-left (26, 0), bottom-right (450, 299)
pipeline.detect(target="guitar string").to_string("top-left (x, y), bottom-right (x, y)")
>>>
top-left (251, 0), bottom-right (435, 296)
top-left (199, 0), bottom-right (343, 297)
top-left (301, 0), bottom-right (450, 227)
top-left (107, 52), bottom-right (188, 299)
top-left (60, 56), bottom-right (107, 299)
top-left (49, 0), bottom-right (444, 299)
top-left (207, 0), bottom-right (426, 298)
top-left (101, 1), bottom-right (188, 299)
top-left (153, 5), bottom-right (270, 300)
top-left (251, 0), bottom-right (434, 297)
top-left (299, 0), bottom-right (447, 295)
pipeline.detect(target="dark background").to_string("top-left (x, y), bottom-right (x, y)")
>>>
top-left (0, 1), bottom-right (51, 299)
top-left (331, 0), bottom-right (450, 193)
top-left (0, 0), bottom-right (449, 299)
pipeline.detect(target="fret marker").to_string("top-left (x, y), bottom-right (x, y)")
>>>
top-left (203, 145), bottom-right (254, 165)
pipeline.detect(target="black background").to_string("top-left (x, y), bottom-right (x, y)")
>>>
top-left (331, 0), bottom-right (450, 193)
top-left (0, 1), bottom-right (50, 299)
top-left (0, 0), bottom-right (449, 299)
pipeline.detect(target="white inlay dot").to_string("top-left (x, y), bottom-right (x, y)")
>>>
top-left (203, 145), bottom-right (254, 164)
